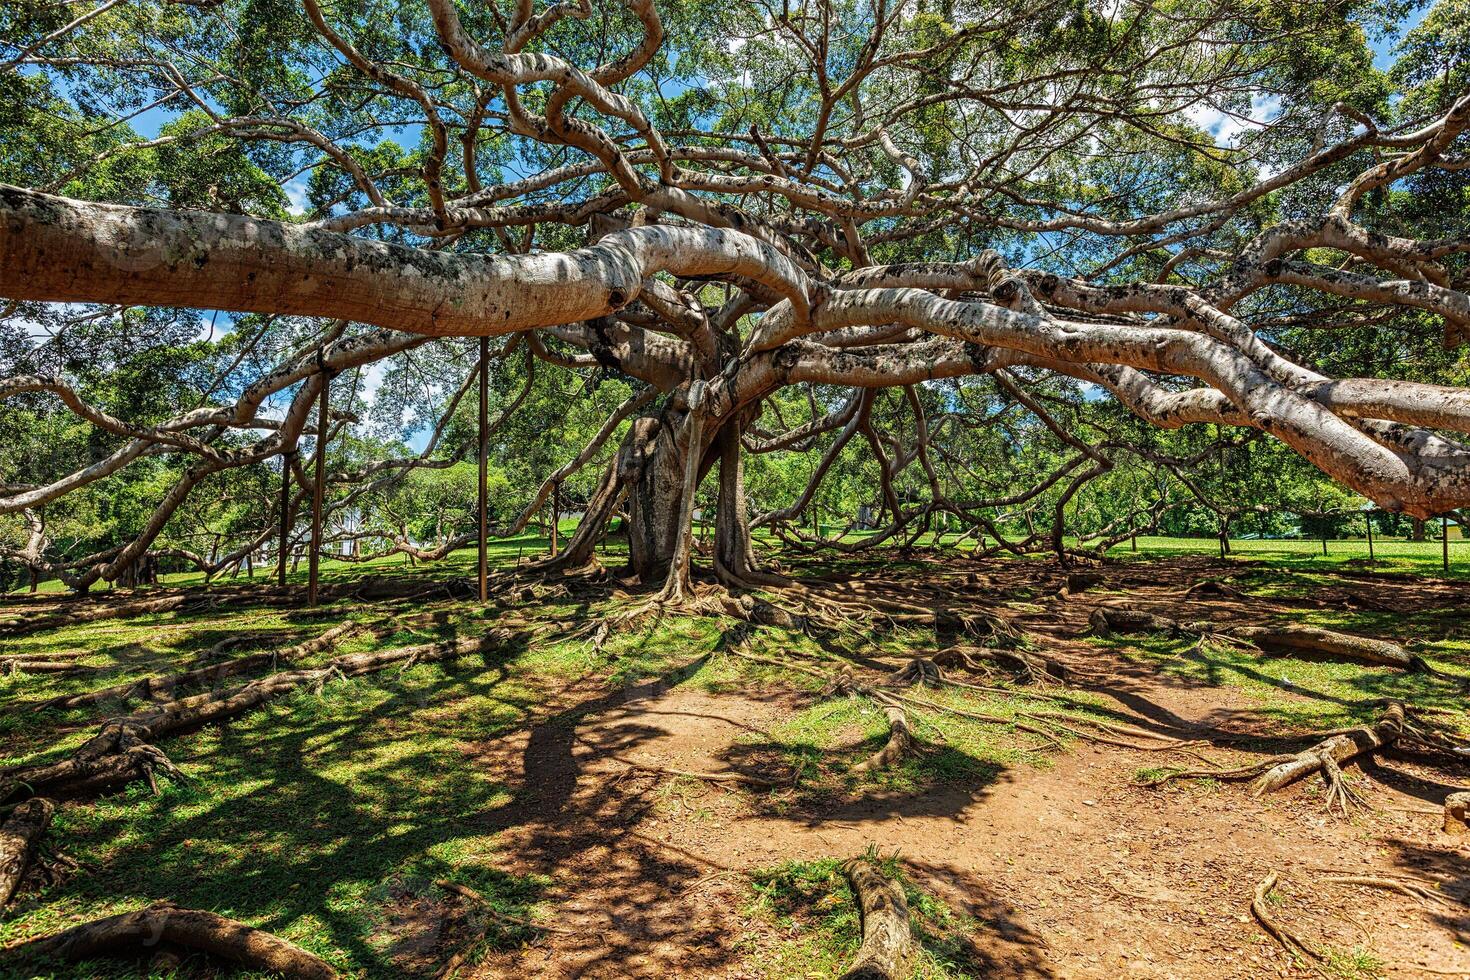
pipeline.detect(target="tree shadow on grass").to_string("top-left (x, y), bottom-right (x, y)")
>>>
top-left (16, 634), bottom-right (544, 978)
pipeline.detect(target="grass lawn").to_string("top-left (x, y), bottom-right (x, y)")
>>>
top-left (9, 528), bottom-right (1467, 599)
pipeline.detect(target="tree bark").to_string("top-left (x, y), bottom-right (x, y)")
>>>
top-left (1231, 626), bottom-right (1426, 672)
top-left (6, 904), bottom-right (338, 979)
top-left (559, 404), bottom-right (709, 585)
top-left (0, 797), bottom-right (54, 907)
top-left (2, 629), bottom-right (520, 802)
top-left (839, 859), bottom-right (913, 980)
top-left (1251, 703), bottom-right (1404, 795)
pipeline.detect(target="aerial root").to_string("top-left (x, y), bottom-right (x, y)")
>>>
top-left (0, 798), bottom-right (55, 907)
top-left (1250, 872), bottom-right (1323, 965)
top-left (4, 903), bottom-right (339, 978)
top-left (839, 857), bottom-right (914, 980)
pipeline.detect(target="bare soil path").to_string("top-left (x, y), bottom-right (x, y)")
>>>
top-left (458, 647), bottom-right (1469, 979)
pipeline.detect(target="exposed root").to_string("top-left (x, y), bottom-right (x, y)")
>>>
top-left (1250, 872), bottom-right (1323, 964)
top-left (351, 575), bottom-right (477, 602)
top-left (1088, 606), bottom-right (1202, 638)
top-left (436, 879), bottom-right (573, 935)
top-left (0, 798), bottom-right (54, 907)
top-left (0, 594), bottom-right (197, 639)
top-left (1249, 704), bottom-right (1405, 814)
top-left (852, 706), bottom-right (916, 773)
top-left (1445, 791), bottom-right (1470, 835)
top-left (934, 644), bottom-right (1070, 685)
top-left (1015, 710), bottom-right (1204, 754)
top-left (1063, 571), bottom-right (1104, 594)
top-left (1143, 705), bottom-right (1405, 815)
top-left (432, 878), bottom-right (572, 980)
top-left (600, 586), bottom-right (731, 633)
top-left (839, 857), bottom-right (914, 980)
top-left (1139, 755), bottom-right (1296, 787)
top-left (4, 902), bottom-right (339, 979)
top-left (1, 652), bottom-right (89, 676)
top-left (1183, 580), bottom-right (1249, 601)
top-left (734, 646), bottom-right (1182, 758)
top-left (890, 657), bottom-right (943, 688)
top-left (40, 621), bottom-right (362, 713)
top-left (1090, 606), bottom-right (1449, 677)
top-left (1321, 875), bottom-right (1458, 908)
top-left (1232, 626), bottom-right (1446, 676)
top-left (3, 629), bottom-right (524, 802)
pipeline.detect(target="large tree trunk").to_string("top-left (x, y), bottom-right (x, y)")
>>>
top-left (625, 414), bottom-right (690, 582)
top-left (550, 406), bottom-right (704, 585)
top-left (714, 421), bottom-right (786, 588)
top-left (551, 397), bottom-right (782, 590)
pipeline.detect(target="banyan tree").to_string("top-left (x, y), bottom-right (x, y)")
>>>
top-left (2, 0), bottom-right (1469, 594)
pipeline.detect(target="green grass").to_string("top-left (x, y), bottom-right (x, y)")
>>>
top-left (0, 546), bottom-right (716, 976)
top-left (1324, 944), bottom-right (1387, 980)
top-left (1106, 534), bottom-right (1470, 579)
top-left (1090, 599), bottom-right (1470, 735)
top-left (10, 529), bottom-right (1467, 599)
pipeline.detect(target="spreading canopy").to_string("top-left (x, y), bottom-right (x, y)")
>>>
top-left (2, 0), bottom-right (1469, 587)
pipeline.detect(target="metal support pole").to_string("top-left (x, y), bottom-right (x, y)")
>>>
top-left (1365, 511), bottom-right (1374, 562)
top-left (477, 336), bottom-right (489, 602)
top-left (308, 369), bottom-right (329, 606)
top-left (1445, 515), bottom-right (1451, 575)
top-left (277, 450), bottom-right (293, 587)
top-left (550, 482), bottom-right (560, 557)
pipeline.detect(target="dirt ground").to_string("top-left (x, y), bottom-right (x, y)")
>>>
top-left (450, 560), bottom-right (1470, 979)
top-left (4, 555), bottom-right (1468, 979)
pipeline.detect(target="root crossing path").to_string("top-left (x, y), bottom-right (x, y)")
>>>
top-left (454, 665), bottom-right (1467, 979)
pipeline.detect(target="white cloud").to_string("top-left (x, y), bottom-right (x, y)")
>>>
top-left (284, 177), bottom-right (311, 216)
top-left (1183, 93), bottom-right (1281, 149)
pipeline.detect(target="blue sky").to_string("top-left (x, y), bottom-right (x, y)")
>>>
top-left (1370, 5), bottom-right (1427, 70)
